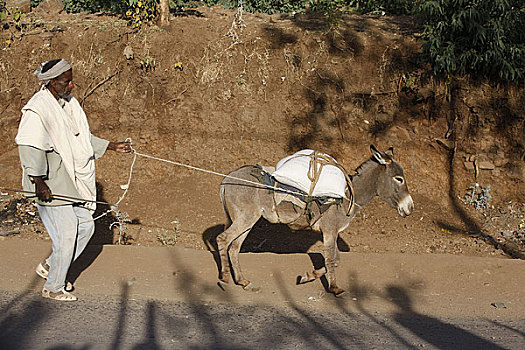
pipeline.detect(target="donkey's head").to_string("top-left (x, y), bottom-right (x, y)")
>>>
top-left (370, 145), bottom-right (413, 217)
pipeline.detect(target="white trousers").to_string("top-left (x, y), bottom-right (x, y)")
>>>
top-left (36, 204), bottom-right (95, 292)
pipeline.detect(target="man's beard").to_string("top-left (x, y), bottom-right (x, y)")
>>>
top-left (57, 91), bottom-right (72, 100)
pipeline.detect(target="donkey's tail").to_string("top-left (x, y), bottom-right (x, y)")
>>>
top-left (219, 183), bottom-right (233, 229)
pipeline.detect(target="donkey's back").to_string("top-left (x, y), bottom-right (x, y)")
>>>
top-left (219, 165), bottom-right (277, 228)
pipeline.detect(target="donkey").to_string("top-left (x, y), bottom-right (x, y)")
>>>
top-left (216, 145), bottom-right (413, 296)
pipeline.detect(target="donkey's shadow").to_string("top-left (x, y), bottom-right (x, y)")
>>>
top-left (202, 218), bottom-right (350, 254)
top-left (203, 220), bottom-right (349, 286)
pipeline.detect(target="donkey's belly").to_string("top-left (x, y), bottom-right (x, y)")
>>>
top-left (263, 200), bottom-right (312, 228)
top-left (288, 218), bottom-right (313, 230)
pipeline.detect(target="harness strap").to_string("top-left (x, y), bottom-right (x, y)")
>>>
top-left (306, 151), bottom-right (355, 216)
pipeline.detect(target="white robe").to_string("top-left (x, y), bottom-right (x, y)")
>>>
top-left (15, 87), bottom-right (97, 210)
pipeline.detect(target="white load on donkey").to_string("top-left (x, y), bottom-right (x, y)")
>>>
top-left (272, 149), bottom-right (350, 199)
top-left (262, 149), bottom-right (355, 225)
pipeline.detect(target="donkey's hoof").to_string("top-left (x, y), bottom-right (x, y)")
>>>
top-left (334, 290), bottom-right (346, 297)
top-left (242, 282), bottom-right (260, 293)
top-left (330, 286), bottom-right (346, 297)
top-left (217, 280), bottom-right (229, 291)
top-left (297, 273), bottom-right (315, 285)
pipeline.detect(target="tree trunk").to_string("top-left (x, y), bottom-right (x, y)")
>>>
top-left (159, 0), bottom-right (169, 27)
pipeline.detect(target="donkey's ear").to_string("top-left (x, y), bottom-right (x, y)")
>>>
top-left (385, 147), bottom-right (394, 158)
top-left (370, 145), bottom-right (387, 165)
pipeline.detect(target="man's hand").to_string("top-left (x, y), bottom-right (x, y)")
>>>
top-left (32, 176), bottom-right (52, 202)
top-left (108, 141), bottom-right (132, 153)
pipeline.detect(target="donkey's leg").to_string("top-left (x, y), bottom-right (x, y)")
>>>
top-left (298, 235), bottom-right (340, 284)
top-left (322, 230), bottom-right (345, 296)
top-left (298, 267), bottom-right (327, 284)
top-left (334, 244), bottom-right (341, 268)
top-left (298, 242), bottom-right (339, 284)
top-left (227, 212), bottom-right (262, 290)
top-left (229, 231), bottom-right (259, 291)
top-left (216, 221), bottom-right (253, 285)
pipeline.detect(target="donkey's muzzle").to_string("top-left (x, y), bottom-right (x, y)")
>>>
top-left (397, 195), bottom-right (414, 217)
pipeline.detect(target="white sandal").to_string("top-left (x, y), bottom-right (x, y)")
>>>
top-left (35, 261), bottom-right (49, 279)
top-left (42, 288), bottom-right (78, 301)
top-left (36, 261), bottom-right (74, 292)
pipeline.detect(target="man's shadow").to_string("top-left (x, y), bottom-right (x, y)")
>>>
top-left (68, 182), bottom-right (113, 284)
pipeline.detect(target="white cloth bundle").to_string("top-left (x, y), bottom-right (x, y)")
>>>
top-left (272, 149), bottom-right (347, 198)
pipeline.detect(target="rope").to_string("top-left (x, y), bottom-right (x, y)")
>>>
top-left (131, 150), bottom-right (333, 199)
top-left (133, 147), bottom-right (355, 217)
top-left (88, 144), bottom-right (138, 224)
top-left (4, 139), bottom-right (355, 239)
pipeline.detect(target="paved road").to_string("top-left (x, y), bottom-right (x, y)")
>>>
top-left (1, 289), bottom-right (524, 349)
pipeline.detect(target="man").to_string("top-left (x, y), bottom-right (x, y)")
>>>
top-left (15, 59), bottom-right (131, 301)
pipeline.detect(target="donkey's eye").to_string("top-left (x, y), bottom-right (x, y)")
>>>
top-left (394, 176), bottom-right (404, 184)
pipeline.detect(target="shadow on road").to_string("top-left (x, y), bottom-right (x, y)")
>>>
top-left (0, 257), bottom-right (520, 349)
top-left (68, 245), bottom-right (104, 285)
top-left (384, 285), bottom-right (504, 350)
top-left (110, 282), bottom-right (130, 350)
top-left (0, 276), bottom-right (47, 349)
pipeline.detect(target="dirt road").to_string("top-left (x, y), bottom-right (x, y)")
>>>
top-left (1, 238), bottom-right (524, 348)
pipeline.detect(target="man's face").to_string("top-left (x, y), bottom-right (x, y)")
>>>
top-left (50, 69), bottom-right (74, 99)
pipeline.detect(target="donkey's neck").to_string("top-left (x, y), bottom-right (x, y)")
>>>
top-left (350, 159), bottom-right (382, 211)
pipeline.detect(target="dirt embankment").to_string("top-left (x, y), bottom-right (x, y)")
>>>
top-left (0, 5), bottom-right (524, 259)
